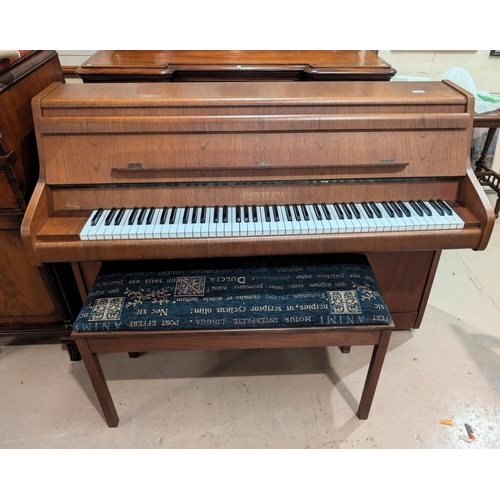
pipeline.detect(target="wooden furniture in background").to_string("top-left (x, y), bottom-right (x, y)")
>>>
top-left (75, 50), bottom-right (396, 82)
top-left (0, 51), bottom-right (81, 341)
top-left (473, 110), bottom-right (500, 218)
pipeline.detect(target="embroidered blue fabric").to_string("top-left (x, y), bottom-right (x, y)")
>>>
top-left (73, 255), bottom-right (392, 332)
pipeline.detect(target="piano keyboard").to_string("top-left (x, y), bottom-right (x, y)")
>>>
top-left (79, 200), bottom-right (465, 240)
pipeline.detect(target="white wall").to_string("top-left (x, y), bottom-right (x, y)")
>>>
top-left (378, 50), bottom-right (500, 95)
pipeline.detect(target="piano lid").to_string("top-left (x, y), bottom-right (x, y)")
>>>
top-left (37, 80), bottom-right (469, 110)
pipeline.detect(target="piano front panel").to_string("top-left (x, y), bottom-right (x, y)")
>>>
top-left (43, 129), bottom-right (470, 185)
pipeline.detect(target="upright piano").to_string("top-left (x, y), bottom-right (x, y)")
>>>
top-left (22, 80), bottom-right (494, 332)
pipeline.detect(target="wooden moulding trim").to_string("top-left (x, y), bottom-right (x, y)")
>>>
top-left (459, 166), bottom-right (495, 250)
top-left (38, 113), bottom-right (471, 134)
top-left (73, 325), bottom-right (394, 352)
top-left (110, 163), bottom-right (410, 173)
top-left (33, 228), bottom-right (483, 263)
top-left (20, 182), bottom-right (52, 266)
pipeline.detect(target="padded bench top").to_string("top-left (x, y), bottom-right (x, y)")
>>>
top-left (73, 254), bottom-right (392, 333)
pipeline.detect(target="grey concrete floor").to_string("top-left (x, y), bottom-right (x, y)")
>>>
top-left (1, 193), bottom-right (499, 450)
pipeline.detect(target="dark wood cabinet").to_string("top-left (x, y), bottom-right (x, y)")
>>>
top-left (0, 50), bottom-right (81, 339)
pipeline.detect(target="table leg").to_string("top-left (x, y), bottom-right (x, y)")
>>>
top-left (357, 329), bottom-right (392, 420)
top-left (75, 338), bottom-right (119, 427)
top-left (475, 127), bottom-right (497, 170)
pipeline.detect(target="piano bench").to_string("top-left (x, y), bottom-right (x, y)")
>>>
top-left (71, 255), bottom-right (394, 428)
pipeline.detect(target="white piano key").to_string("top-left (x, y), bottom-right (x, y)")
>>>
top-left (258, 206), bottom-right (270, 236)
top-left (144, 208), bottom-right (161, 239)
top-left (182, 207), bottom-right (195, 238)
top-left (93, 209), bottom-right (114, 239)
top-left (192, 207), bottom-right (203, 238)
top-left (370, 202), bottom-right (392, 232)
top-left (80, 209), bottom-right (99, 240)
top-left (422, 201), bottom-right (445, 230)
top-left (213, 207), bottom-right (224, 238)
top-left (352, 203), bottom-right (372, 233)
top-left (206, 207), bottom-right (217, 238)
top-left (269, 205), bottom-right (280, 235)
top-left (435, 204), bottom-right (457, 229)
top-left (302, 204), bottom-right (318, 234)
top-left (111, 208), bottom-right (131, 240)
top-left (438, 200), bottom-right (464, 229)
top-left (159, 208), bottom-right (172, 238)
top-left (167, 208), bottom-right (183, 238)
top-left (279, 205), bottom-right (293, 235)
top-left (238, 206), bottom-right (249, 237)
top-left (226, 206), bottom-right (236, 237)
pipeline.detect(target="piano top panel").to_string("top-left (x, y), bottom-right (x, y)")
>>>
top-left (75, 50), bottom-right (396, 82)
top-left (36, 81), bottom-right (469, 111)
top-left (32, 81), bottom-right (474, 186)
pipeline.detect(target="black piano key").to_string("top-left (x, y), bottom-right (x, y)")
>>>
top-left (333, 203), bottom-right (344, 219)
top-left (429, 199), bottom-right (444, 216)
top-left (293, 204), bottom-right (301, 221)
top-left (114, 207), bottom-right (125, 225)
top-left (313, 204), bottom-right (322, 220)
top-left (200, 206), bottom-right (207, 224)
top-left (417, 200), bottom-right (432, 216)
top-left (252, 205), bottom-right (258, 222)
top-left (349, 202), bottom-right (361, 219)
top-left (169, 207), bottom-right (177, 224)
top-left (300, 204), bottom-right (309, 221)
top-left (409, 200), bottom-right (423, 217)
top-left (137, 207), bottom-right (147, 224)
top-left (389, 201), bottom-right (403, 217)
top-left (285, 205), bottom-right (293, 221)
top-left (369, 202), bottom-right (382, 218)
top-left (264, 205), bottom-right (271, 222)
top-left (361, 202), bottom-right (374, 219)
top-left (128, 208), bottom-right (138, 225)
top-left (273, 204), bottom-right (280, 221)
top-left (437, 199), bottom-right (453, 216)
top-left (104, 207), bottom-right (117, 225)
top-left (235, 205), bottom-right (241, 223)
top-left (182, 207), bottom-right (190, 224)
top-left (160, 207), bottom-right (169, 224)
top-left (381, 201), bottom-right (395, 218)
top-left (191, 206), bottom-right (198, 224)
top-left (321, 203), bottom-right (332, 220)
top-left (397, 201), bottom-right (411, 218)
top-left (244, 205), bottom-right (249, 223)
top-left (213, 206), bottom-right (219, 223)
top-left (222, 205), bottom-right (228, 223)
top-left (146, 207), bottom-right (155, 225)
top-left (91, 208), bottom-right (104, 226)
top-left (341, 202), bottom-right (352, 219)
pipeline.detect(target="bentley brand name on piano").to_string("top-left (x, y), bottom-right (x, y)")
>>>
top-left (243, 191), bottom-right (284, 201)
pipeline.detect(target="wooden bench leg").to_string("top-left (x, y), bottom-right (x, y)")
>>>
top-left (357, 329), bottom-right (392, 420)
top-left (75, 338), bottom-right (119, 428)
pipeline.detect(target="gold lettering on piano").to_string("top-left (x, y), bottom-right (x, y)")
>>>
top-left (242, 191), bottom-right (284, 201)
